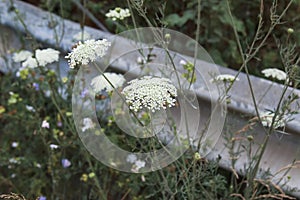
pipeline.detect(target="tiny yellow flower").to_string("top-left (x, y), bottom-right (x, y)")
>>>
top-left (80, 174), bottom-right (88, 182)
top-left (62, 77), bottom-right (68, 83)
top-left (194, 152), bottom-right (201, 160)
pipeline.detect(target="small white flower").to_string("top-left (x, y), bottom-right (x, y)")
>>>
top-left (105, 7), bottom-right (130, 21)
top-left (135, 160), bottom-right (146, 170)
top-left (65, 39), bottom-right (111, 68)
top-left (35, 163), bottom-right (42, 168)
top-left (35, 48), bottom-right (60, 66)
top-left (73, 31), bottom-right (91, 41)
top-left (22, 56), bottom-right (38, 68)
top-left (91, 72), bottom-right (125, 93)
top-left (9, 157), bottom-right (21, 164)
top-left (122, 76), bottom-right (177, 112)
top-left (11, 142), bottom-right (19, 148)
top-left (50, 144), bottom-right (59, 149)
top-left (260, 112), bottom-right (285, 129)
top-left (211, 74), bottom-right (239, 83)
top-left (137, 56), bottom-right (146, 64)
top-left (82, 117), bottom-right (96, 132)
top-left (261, 68), bottom-right (287, 81)
top-left (41, 120), bottom-right (50, 129)
top-left (179, 59), bottom-right (187, 66)
top-left (26, 105), bottom-right (36, 112)
top-left (12, 50), bottom-right (33, 62)
top-left (126, 154), bottom-right (137, 164)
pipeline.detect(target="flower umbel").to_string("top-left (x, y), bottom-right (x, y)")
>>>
top-left (65, 39), bottom-right (111, 68)
top-left (82, 117), bottom-right (96, 132)
top-left (211, 74), bottom-right (239, 83)
top-left (105, 7), bottom-right (130, 21)
top-left (260, 112), bottom-right (285, 129)
top-left (261, 68), bottom-right (287, 81)
top-left (122, 76), bottom-right (177, 112)
top-left (91, 72), bottom-right (125, 93)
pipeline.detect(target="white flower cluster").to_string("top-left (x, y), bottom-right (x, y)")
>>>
top-left (91, 72), bottom-right (125, 93)
top-left (122, 76), bottom-right (177, 112)
top-left (261, 68), bottom-right (287, 81)
top-left (126, 154), bottom-right (146, 172)
top-left (211, 74), bottom-right (239, 83)
top-left (260, 112), bottom-right (285, 129)
top-left (105, 7), bottom-right (130, 21)
top-left (65, 39), bottom-right (111, 68)
top-left (13, 48), bottom-right (60, 68)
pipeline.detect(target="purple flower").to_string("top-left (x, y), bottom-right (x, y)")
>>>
top-left (61, 158), bottom-right (71, 168)
top-left (80, 88), bottom-right (88, 98)
top-left (33, 82), bottom-right (39, 91)
top-left (57, 121), bottom-right (63, 127)
top-left (38, 196), bottom-right (46, 200)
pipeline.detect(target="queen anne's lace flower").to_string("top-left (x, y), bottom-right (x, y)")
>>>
top-left (65, 39), bottom-right (111, 68)
top-left (211, 74), bottom-right (239, 83)
top-left (35, 48), bottom-right (60, 66)
top-left (91, 72), bottom-right (125, 93)
top-left (105, 7), bottom-right (130, 21)
top-left (261, 68), bottom-right (287, 81)
top-left (22, 56), bottom-right (38, 68)
top-left (122, 76), bottom-right (177, 112)
top-left (12, 50), bottom-right (33, 62)
top-left (260, 112), bottom-right (285, 129)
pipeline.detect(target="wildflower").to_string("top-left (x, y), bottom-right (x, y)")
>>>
top-left (80, 88), bottom-right (89, 98)
top-left (35, 48), bottom-right (60, 66)
top-left (62, 77), bottom-right (68, 83)
top-left (105, 7), bottom-right (130, 21)
top-left (194, 152), bottom-right (201, 160)
top-left (88, 172), bottom-right (95, 178)
top-left (22, 56), bottom-right (38, 68)
top-left (49, 144), bottom-right (59, 149)
top-left (9, 157), bottom-right (21, 164)
top-left (260, 112), bottom-right (285, 129)
top-left (16, 66), bottom-right (29, 79)
top-left (91, 72), bottom-right (125, 93)
top-left (80, 173), bottom-right (88, 182)
top-left (61, 158), bottom-right (71, 168)
top-left (82, 117), bottom-right (96, 132)
top-left (33, 82), bottom-right (39, 91)
top-left (261, 68), bottom-right (287, 81)
top-left (12, 50), bottom-right (33, 62)
top-left (65, 39), bottom-right (111, 68)
top-left (126, 154), bottom-right (137, 164)
top-left (179, 59), bottom-right (187, 65)
top-left (137, 56), bottom-right (146, 64)
top-left (38, 196), bottom-right (46, 200)
top-left (41, 120), bottom-right (50, 129)
top-left (11, 173), bottom-right (16, 178)
top-left (211, 74), bottom-right (239, 83)
top-left (132, 160), bottom-right (146, 172)
top-left (35, 163), bottom-right (42, 168)
top-left (73, 31), bottom-right (91, 41)
top-left (11, 142), bottom-right (19, 148)
top-left (25, 105), bottom-right (35, 112)
top-left (287, 28), bottom-right (294, 34)
top-left (122, 76), bottom-right (177, 112)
